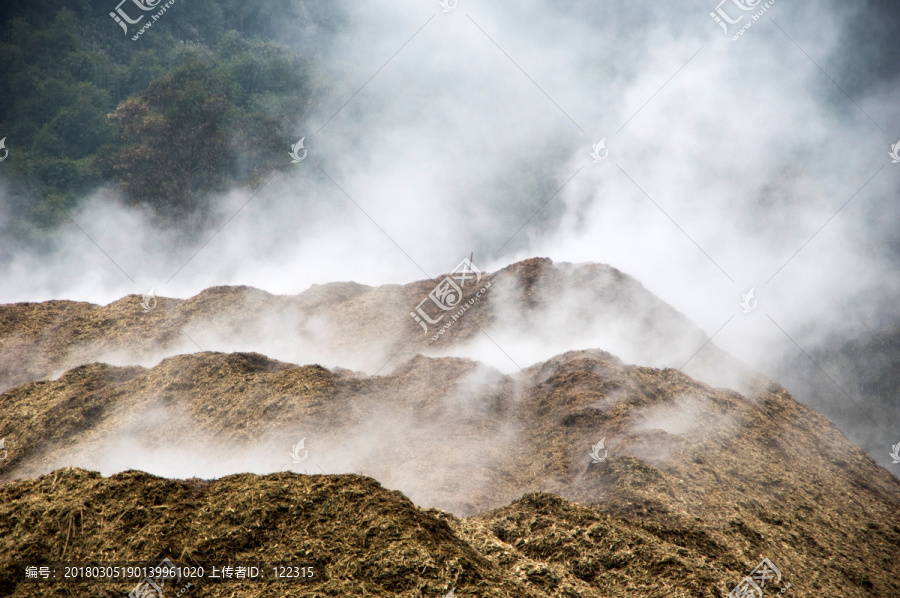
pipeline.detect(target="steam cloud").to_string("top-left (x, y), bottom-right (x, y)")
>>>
top-left (1, 0), bottom-right (898, 480)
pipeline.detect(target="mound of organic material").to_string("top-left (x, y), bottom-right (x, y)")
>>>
top-left (0, 466), bottom-right (852, 598)
top-left (1, 349), bottom-right (899, 597)
top-left (0, 258), bottom-right (733, 393)
top-left (0, 468), bottom-right (537, 597)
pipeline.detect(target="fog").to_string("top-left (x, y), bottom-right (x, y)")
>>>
top-left (1, 0), bottom-right (899, 475)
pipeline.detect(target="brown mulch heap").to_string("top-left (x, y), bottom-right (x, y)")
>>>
top-left (0, 258), bottom-right (735, 394)
top-left (0, 348), bottom-right (899, 596)
top-left (0, 468), bottom-right (541, 597)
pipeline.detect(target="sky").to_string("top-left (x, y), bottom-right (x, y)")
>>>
top-left (0, 0), bottom-right (898, 471)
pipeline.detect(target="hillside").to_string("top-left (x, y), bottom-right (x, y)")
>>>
top-left (0, 0), bottom-right (341, 230)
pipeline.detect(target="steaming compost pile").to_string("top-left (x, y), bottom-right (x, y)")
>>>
top-left (0, 468), bottom-right (750, 598)
top-left (0, 258), bottom-right (733, 394)
top-left (2, 0), bottom-right (899, 591)
top-left (1, 346), bottom-right (899, 596)
top-left (1, 258), bottom-right (899, 596)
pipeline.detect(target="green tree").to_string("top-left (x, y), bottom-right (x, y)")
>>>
top-left (105, 62), bottom-right (235, 217)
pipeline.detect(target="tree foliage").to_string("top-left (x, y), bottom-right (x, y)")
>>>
top-left (0, 1), bottom-right (339, 228)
